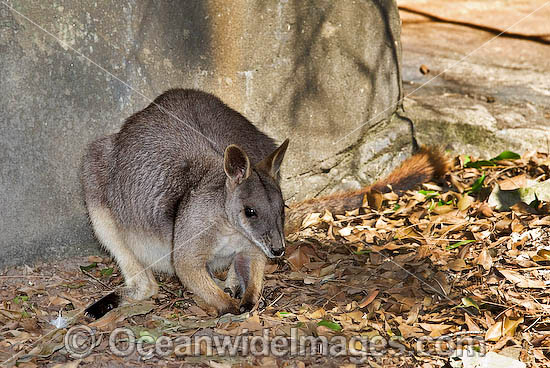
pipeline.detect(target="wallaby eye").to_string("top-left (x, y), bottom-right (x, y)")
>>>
top-left (244, 207), bottom-right (257, 218)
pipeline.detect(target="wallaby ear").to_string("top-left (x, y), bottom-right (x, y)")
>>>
top-left (257, 139), bottom-right (289, 178)
top-left (224, 145), bottom-right (251, 184)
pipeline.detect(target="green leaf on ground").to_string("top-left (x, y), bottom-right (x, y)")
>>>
top-left (465, 151), bottom-right (520, 168)
top-left (14, 295), bottom-right (29, 304)
top-left (461, 297), bottom-right (480, 311)
top-left (492, 151), bottom-right (520, 161)
top-left (63, 281), bottom-right (86, 289)
top-left (80, 262), bottom-right (97, 272)
top-left (465, 160), bottom-right (495, 169)
top-left (446, 239), bottom-right (475, 250)
top-left (100, 267), bottom-right (114, 277)
top-left (419, 190), bottom-right (439, 200)
top-left (317, 320), bottom-right (342, 331)
top-left (468, 173), bottom-right (486, 194)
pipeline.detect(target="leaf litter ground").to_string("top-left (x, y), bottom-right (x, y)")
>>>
top-left (1, 151), bottom-right (550, 368)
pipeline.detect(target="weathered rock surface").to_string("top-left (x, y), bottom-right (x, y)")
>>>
top-left (0, 1), bottom-right (405, 267)
top-left (398, 0), bottom-right (550, 157)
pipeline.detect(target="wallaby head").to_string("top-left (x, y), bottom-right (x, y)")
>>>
top-left (223, 139), bottom-right (289, 259)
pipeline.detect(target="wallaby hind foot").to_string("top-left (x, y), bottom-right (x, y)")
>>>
top-left (85, 206), bottom-right (158, 318)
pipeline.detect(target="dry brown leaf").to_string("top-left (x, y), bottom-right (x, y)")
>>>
top-left (383, 192), bottom-right (399, 201)
top-left (87, 256), bottom-right (104, 263)
top-left (347, 310), bottom-right (364, 322)
top-left (457, 194), bottom-right (474, 211)
top-left (321, 210), bottom-right (334, 224)
top-left (485, 321), bottom-right (503, 342)
top-left (367, 191), bottom-right (384, 210)
top-left (432, 205), bottom-right (455, 215)
top-left (464, 313), bottom-right (481, 332)
top-left (447, 258), bottom-right (470, 272)
top-left (531, 216), bottom-right (550, 227)
top-left (418, 323), bottom-right (453, 338)
top-left (478, 203), bottom-right (494, 217)
top-left (238, 313), bottom-right (263, 332)
top-left (264, 262), bottom-right (278, 274)
top-left (406, 304), bottom-right (421, 325)
top-left (502, 316), bottom-right (523, 337)
top-left (511, 218), bottom-right (525, 232)
top-left (511, 202), bottom-right (538, 215)
top-left (399, 323), bottom-right (424, 338)
top-left (532, 249), bottom-right (550, 262)
top-left (359, 290), bottom-right (379, 308)
top-left (495, 217), bottom-right (512, 232)
top-left (287, 246), bottom-right (311, 270)
top-left (375, 217), bottom-right (388, 229)
top-left (307, 308), bottom-right (326, 319)
top-left (431, 272), bottom-right (451, 296)
top-left (498, 269), bottom-right (546, 288)
top-left (301, 212), bottom-right (321, 229)
top-left (498, 174), bottom-right (527, 190)
top-left (338, 226), bottom-right (354, 237)
top-left (476, 248), bottom-right (493, 271)
top-left (89, 301), bottom-right (155, 329)
top-left (319, 263), bottom-right (336, 277)
top-left (48, 296), bottom-right (71, 307)
top-left (450, 174), bottom-right (466, 193)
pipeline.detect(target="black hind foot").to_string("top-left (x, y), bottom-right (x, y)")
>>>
top-left (85, 292), bottom-right (121, 319)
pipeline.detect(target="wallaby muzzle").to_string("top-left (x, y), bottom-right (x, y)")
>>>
top-left (267, 232), bottom-right (285, 258)
top-left (270, 245), bottom-right (285, 258)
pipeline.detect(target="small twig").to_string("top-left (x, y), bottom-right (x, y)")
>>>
top-left (479, 300), bottom-right (510, 308)
top-left (494, 305), bottom-right (514, 321)
top-left (525, 317), bottom-right (542, 332)
top-left (422, 330), bottom-right (485, 341)
top-left (259, 293), bottom-right (284, 314)
top-left (80, 268), bottom-right (112, 290)
top-left (321, 290), bottom-right (345, 309)
top-left (159, 283), bottom-right (179, 297)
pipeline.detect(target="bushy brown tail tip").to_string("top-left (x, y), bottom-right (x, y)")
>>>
top-left (419, 145), bottom-right (451, 178)
top-left (371, 145), bottom-right (450, 193)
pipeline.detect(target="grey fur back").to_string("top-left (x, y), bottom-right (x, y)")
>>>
top-left (80, 89), bottom-right (278, 234)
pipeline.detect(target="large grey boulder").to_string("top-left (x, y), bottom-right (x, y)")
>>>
top-left (0, 0), bottom-right (406, 267)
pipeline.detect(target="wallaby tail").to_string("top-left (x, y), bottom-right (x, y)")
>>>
top-left (370, 145), bottom-right (450, 194)
top-left (285, 146), bottom-right (450, 234)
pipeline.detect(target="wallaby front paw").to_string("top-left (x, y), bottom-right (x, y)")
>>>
top-left (239, 291), bottom-right (260, 313)
top-left (239, 300), bottom-right (255, 313)
top-left (223, 285), bottom-right (242, 299)
top-left (126, 284), bottom-right (158, 300)
top-left (217, 299), bottom-right (240, 316)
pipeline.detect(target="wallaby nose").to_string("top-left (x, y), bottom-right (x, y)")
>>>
top-left (269, 232), bottom-right (285, 258)
top-left (271, 247), bottom-right (284, 257)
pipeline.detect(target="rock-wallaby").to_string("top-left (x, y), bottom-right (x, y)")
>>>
top-left (80, 89), bottom-right (289, 317)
